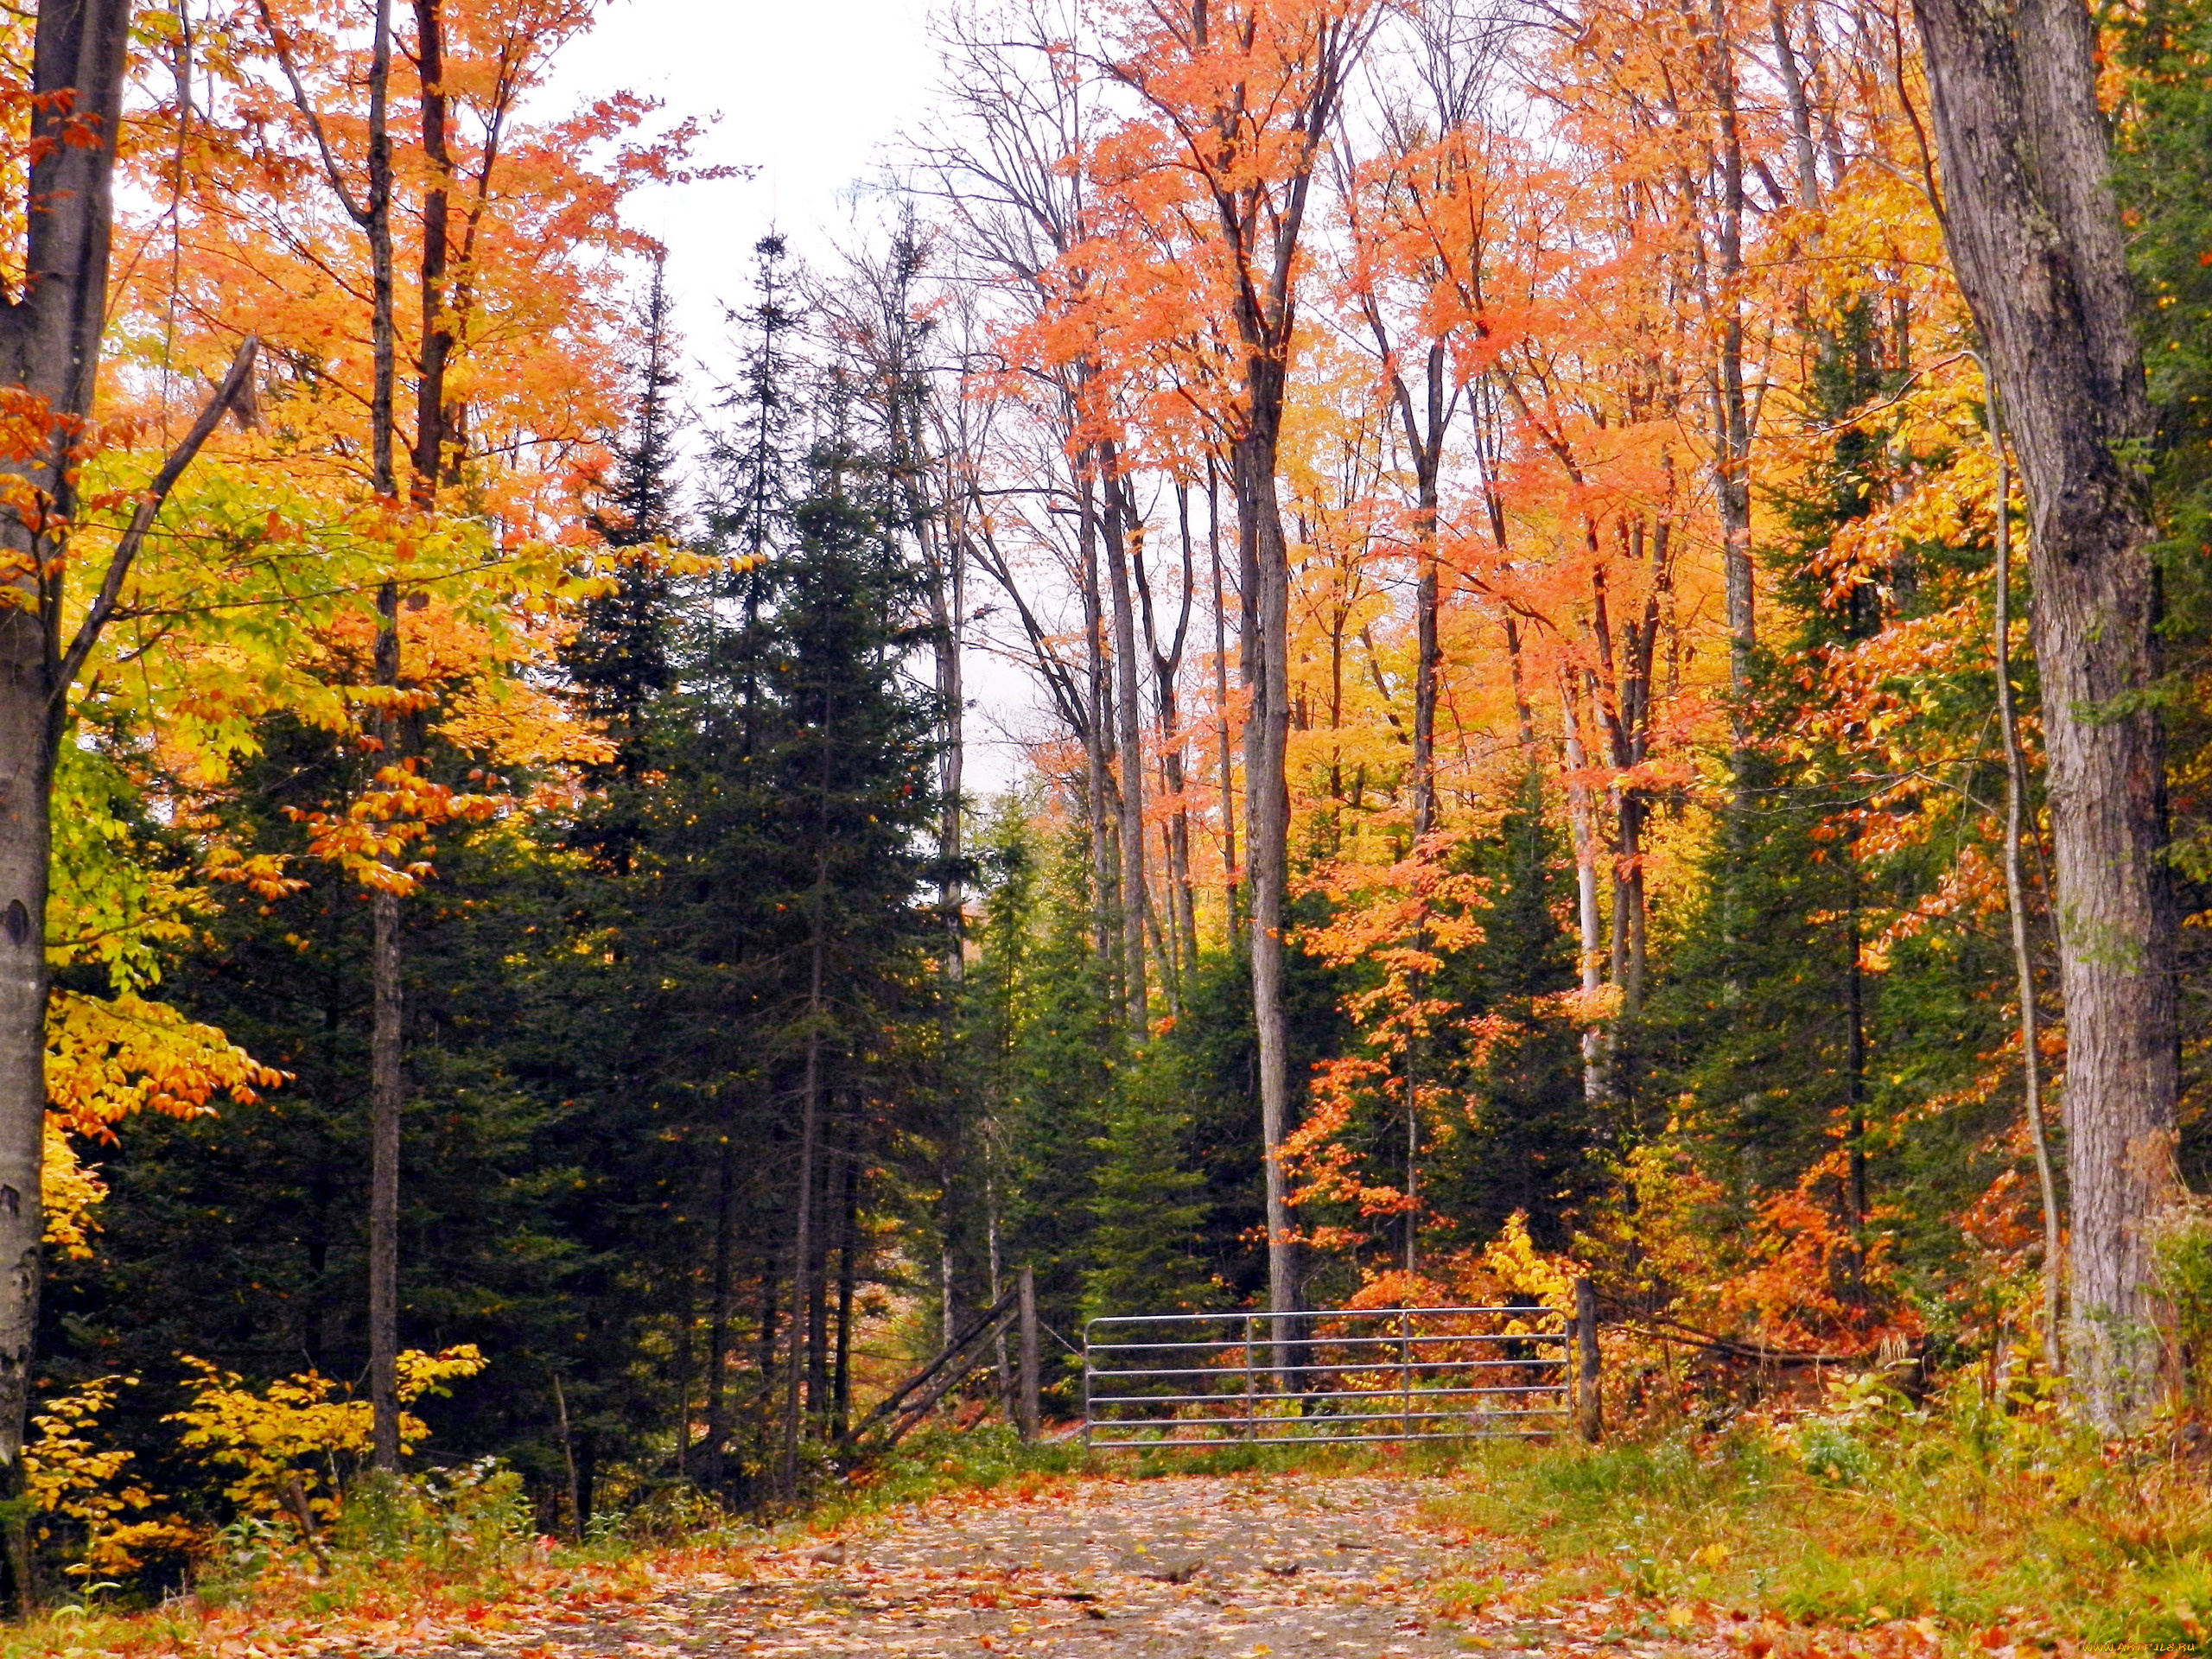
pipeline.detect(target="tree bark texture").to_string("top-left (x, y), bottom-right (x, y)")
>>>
top-left (1991, 391), bottom-right (2068, 1376)
top-left (1706, 0), bottom-right (1755, 751)
top-left (410, 0), bottom-right (452, 504)
top-left (1561, 681), bottom-right (1605, 1106)
top-left (1077, 468), bottom-right (1116, 968)
top-left (1209, 463), bottom-right (1239, 942)
top-left (1401, 345), bottom-right (1445, 842)
top-left (1234, 376), bottom-right (1297, 1335)
top-left (369, 582), bottom-right (404, 1473)
top-left (0, 0), bottom-right (137, 1606)
top-left (1911, 0), bottom-right (2180, 1427)
top-left (360, 0), bottom-right (403, 1471)
top-left (1146, 484), bottom-right (1198, 1009)
top-left (365, 0), bottom-right (397, 499)
top-left (1100, 446), bottom-right (1149, 1033)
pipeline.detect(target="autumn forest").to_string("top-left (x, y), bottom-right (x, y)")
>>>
top-left (0, 0), bottom-right (2207, 1627)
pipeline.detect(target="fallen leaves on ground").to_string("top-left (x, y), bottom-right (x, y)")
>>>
top-left (51, 1471), bottom-right (2013, 1656)
top-left (388, 1472), bottom-right (1760, 1657)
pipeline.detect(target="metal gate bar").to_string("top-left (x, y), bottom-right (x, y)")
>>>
top-left (1082, 1305), bottom-right (1573, 1449)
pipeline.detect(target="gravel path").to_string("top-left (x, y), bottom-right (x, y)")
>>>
top-left (426, 1473), bottom-right (1738, 1658)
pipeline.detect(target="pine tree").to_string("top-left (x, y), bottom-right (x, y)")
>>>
top-left (569, 258), bottom-right (684, 785)
top-left (1082, 1092), bottom-right (1216, 1321)
top-left (1425, 770), bottom-right (1589, 1252)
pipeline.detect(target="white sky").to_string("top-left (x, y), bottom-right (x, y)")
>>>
top-left (548, 0), bottom-right (938, 315)
top-left (547, 0), bottom-right (1041, 792)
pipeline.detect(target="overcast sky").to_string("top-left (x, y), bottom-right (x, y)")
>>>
top-left (547, 0), bottom-right (1043, 791)
top-left (550, 0), bottom-right (938, 333)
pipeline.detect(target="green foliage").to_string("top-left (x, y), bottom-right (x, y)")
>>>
top-left (47, 255), bottom-right (953, 1550)
top-left (1423, 768), bottom-right (1590, 1252)
top-left (2153, 1204), bottom-right (2212, 1413)
top-left (1081, 1083), bottom-right (1216, 1322)
top-left (329, 1462), bottom-right (531, 1570)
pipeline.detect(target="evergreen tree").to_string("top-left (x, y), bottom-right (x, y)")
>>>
top-left (1425, 770), bottom-right (1589, 1252)
top-left (569, 258), bottom-right (684, 783)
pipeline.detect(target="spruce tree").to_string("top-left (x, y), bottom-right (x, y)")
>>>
top-left (569, 258), bottom-right (684, 785)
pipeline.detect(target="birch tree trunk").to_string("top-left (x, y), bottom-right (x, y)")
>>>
top-left (1912, 0), bottom-right (2181, 1427)
top-left (0, 0), bottom-right (240, 1604)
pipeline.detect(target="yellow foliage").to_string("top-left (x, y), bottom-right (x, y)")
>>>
top-left (42, 1117), bottom-right (105, 1262)
top-left (168, 1345), bottom-right (487, 1513)
top-left (1476, 1212), bottom-right (1579, 1313)
top-left (23, 1376), bottom-right (194, 1577)
top-left (1573, 1138), bottom-right (1734, 1319)
top-left (46, 988), bottom-right (284, 1135)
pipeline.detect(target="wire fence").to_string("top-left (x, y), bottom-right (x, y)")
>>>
top-left (1082, 1304), bottom-right (1580, 1449)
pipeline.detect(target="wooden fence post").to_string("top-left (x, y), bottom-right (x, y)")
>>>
top-left (1018, 1265), bottom-right (1040, 1443)
top-left (1574, 1277), bottom-right (1602, 1445)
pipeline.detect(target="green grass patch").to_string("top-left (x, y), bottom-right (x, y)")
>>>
top-left (1428, 1389), bottom-right (2212, 1651)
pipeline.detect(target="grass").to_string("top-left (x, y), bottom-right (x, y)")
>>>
top-left (1427, 1381), bottom-right (2212, 1652)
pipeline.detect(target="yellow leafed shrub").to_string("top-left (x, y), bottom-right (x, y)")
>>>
top-left (168, 1345), bottom-right (487, 1515)
top-left (23, 1375), bottom-right (194, 1577)
top-left (41, 1118), bottom-right (106, 1262)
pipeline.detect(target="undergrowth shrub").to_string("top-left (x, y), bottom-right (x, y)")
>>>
top-left (2155, 1201), bottom-right (2212, 1414)
top-left (327, 1459), bottom-right (531, 1569)
top-left (1443, 1369), bottom-right (2212, 1649)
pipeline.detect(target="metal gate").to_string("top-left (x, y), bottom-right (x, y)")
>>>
top-left (1082, 1304), bottom-right (1581, 1449)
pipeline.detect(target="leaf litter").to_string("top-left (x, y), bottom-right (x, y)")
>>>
top-left (372, 1472), bottom-right (1799, 1658)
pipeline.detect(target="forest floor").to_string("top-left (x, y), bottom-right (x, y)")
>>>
top-left (27, 1421), bottom-right (2161, 1657)
top-left (394, 1471), bottom-right (1747, 1659)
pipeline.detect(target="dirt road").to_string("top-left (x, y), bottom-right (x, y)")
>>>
top-left (425, 1473), bottom-right (1731, 1658)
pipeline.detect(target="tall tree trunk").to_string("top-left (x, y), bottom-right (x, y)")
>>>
top-left (1707, 0), bottom-right (1755, 763)
top-left (1912, 0), bottom-right (2181, 1428)
top-left (1990, 389), bottom-right (2067, 1376)
top-left (1209, 461), bottom-right (1239, 943)
top-left (360, 0), bottom-right (405, 1477)
top-left (1233, 372), bottom-right (1297, 1347)
top-left (1845, 842), bottom-right (1868, 1291)
top-left (809, 1121), bottom-right (836, 1424)
top-left (922, 457), bottom-right (964, 982)
top-left (1077, 466), bottom-right (1116, 969)
top-left (410, 0), bottom-right (451, 505)
top-left (1769, 0), bottom-right (1823, 210)
top-left (749, 1253), bottom-right (777, 1474)
top-left (1147, 483), bottom-right (1198, 1005)
top-left (834, 1124), bottom-right (858, 1440)
top-left (0, 0), bottom-right (136, 1599)
top-left (781, 912), bottom-right (823, 1500)
top-left (1389, 344), bottom-right (1446, 842)
top-left (1164, 747), bottom-right (1195, 993)
top-left (702, 1113), bottom-right (737, 1487)
top-left (671, 1281), bottom-right (694, 1478)
top-left (783, 783), bottom-right (833, 1497)
top-left (1504, 619), bottom-right (1536, 750)
top-left (367, 842), bottom-right (404, 1474)
top-left (1561, 680), bottom-right (1605, 1106)
top-left (1100, 444), bottom-right (1149, 1033)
